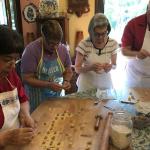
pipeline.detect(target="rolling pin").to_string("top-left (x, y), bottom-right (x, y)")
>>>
top-left (100, 112), bottom-right (113, 150)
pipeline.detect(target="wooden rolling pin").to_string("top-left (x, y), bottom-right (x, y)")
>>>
top-left (100, 112), bottom-right (113, 150)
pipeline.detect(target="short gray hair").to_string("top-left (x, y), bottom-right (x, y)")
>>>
top-left (88, 13), bottom-right (110, 35)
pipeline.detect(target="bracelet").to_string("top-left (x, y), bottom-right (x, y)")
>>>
top-left (112, 65), bottom-right (116, 69)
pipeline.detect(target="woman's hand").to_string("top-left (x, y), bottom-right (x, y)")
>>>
top-left (103, 63), bottom-right (112, 73)
top-left (0, 128), bottom-right (34, 146)
top-left (62, 81), bottom-right (71, 90)
top-left (87, 63), bottom-right (104, 73)
top-left (136, 49), bottom-right (150, 59)
top-left (19, 114), bottom-right (37, 130)
top-left (49, 82), bottom-right (63, 91)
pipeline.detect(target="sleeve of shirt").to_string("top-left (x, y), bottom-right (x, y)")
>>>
top-left (76, 40), bottom-right (87, 55)
top-left (121, 21), bottom-right (135, 48)
top-left (12, 70), bottom-right (28, 103)
top-left (21, 44), bottom-right (40, 74)
top-left (111, 40), bottom-right (119, 55)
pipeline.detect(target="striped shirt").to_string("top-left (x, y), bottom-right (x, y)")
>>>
top-left (76, 37), bottom-right (119, 63)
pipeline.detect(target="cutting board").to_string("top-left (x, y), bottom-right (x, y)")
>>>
top-left (4, 88), bottom-right (150, 150)
top-left (21, 99), bottom-right (105, 150)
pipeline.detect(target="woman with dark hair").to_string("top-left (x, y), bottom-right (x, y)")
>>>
top-left (75, 13), bottom-right (119, 91)
top-left (21, 20), bottom-right (73, 112)
top-left (0, 25), bottom-right (36, 148)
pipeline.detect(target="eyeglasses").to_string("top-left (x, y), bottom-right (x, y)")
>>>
top-left (93, 30), bottom-right (108, 38)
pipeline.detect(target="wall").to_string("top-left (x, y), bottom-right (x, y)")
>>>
top-left (58, 1), bottom-right (94, 56)
top-left (20, 0), bottom-right (95, 56)
top-left (20, 0), bottom-right (39, 45)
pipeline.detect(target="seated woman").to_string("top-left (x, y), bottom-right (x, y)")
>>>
top-left (21, 20), bottom-right (73, 112)
top-left (0, 25), bottom-right (36, 148)
top-left (75, 13), bottom-right (119, 92)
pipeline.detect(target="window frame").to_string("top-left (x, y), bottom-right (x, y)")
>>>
top-left (2, 0), bottom-right (22, 34)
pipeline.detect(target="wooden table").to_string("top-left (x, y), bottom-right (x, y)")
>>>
top-left (4, 88), bottom-right (150, 150)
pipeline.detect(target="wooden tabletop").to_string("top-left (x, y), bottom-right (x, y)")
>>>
top-left (4, 88), bottom-right (150, 150)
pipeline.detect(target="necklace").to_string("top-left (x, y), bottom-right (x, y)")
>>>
top-left (92, 37), bottom-right (109, 55)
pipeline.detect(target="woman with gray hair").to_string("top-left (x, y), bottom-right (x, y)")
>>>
top-left (75, 13), bottom-right (119, 92)
top-left (21, 20), bottom-right (73, 111)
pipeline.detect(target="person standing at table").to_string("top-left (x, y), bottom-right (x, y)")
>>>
top-left (21, 20), bottom-right (73, 112)
top-left (75, 13), bottom-right (119, 92)
top-left (121, 1), bottom-right (150, 87)
top-left (0, 25), bottom-right (36, 148)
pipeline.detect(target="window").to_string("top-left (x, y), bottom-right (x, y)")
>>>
top-left (104, 0), bottom-right (149, 43)
top-left (103, 0), bottom-right (149, 89)
top-left (0, 0), bottom-right (7, 24)
top-left (0, 0), bottom-right (22, 33)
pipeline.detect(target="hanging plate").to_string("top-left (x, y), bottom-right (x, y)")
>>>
top-left (23, 3), bottom-right (38, 23)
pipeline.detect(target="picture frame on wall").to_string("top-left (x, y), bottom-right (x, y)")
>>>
top-left (23, 3), bottom-right (38, 23)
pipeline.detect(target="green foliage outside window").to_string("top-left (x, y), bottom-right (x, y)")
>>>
top-left (104, 0), bottom-right (149, 43)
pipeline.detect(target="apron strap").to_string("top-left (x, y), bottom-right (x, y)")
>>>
top-left (5, 77), bottom-right (15, 89)
top-left (55, 48), bottom-right (65, 73)
top-left (37, 39), bottom-right (44, 78)
top-left (37, 39), bottom-right (65, 75)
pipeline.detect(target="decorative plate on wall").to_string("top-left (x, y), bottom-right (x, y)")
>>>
top-left (39, 0), bottom-right (58, 17)
top-left (23, 3), bottom-right (38, 23)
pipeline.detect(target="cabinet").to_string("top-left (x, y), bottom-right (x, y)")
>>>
top-left (36, 15), bottom-right (69, 44)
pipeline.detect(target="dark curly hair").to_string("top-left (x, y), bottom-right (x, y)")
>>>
top-left (0, 25), bottom-right (24, 55)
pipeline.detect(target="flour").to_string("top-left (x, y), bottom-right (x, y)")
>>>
top-left (110, 124), bottom-right (132, 149)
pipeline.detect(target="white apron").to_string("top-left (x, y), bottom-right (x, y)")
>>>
top-left (0, 78), bottom-right (20, 131)
top-left (125, 27), bottom-right (150, 87)
top-left (77, 52), bottom-right (113, 92)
